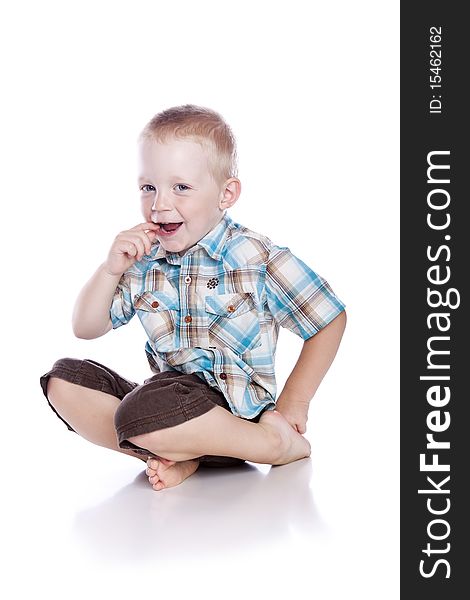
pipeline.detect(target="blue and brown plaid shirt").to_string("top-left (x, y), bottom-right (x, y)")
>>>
top-left (110, 212), bottom-right (345, 418)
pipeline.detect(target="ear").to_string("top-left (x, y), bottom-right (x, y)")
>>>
top-left (218, 178), bottom-right (241, 210)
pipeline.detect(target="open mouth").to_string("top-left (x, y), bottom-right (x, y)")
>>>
top-left (157, 222), bottom-right (183, 235)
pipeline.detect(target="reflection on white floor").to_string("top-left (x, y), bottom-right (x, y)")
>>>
top-left (4, 413), bottom-right (399, 599)
top-left (73, 458), bottom-right (323, 564)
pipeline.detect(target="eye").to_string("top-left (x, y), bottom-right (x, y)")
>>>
top-left (175, 184), bottom-right (190, 192)
top-left (140, 184), bottom-right (155, 193)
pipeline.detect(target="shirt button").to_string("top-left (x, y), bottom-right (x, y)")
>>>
top-left (151, 301), bottom-right (159, 308)
top-left (220, 373), bottom-right (227, 380)
top-left (227, 305), bottom-right (235, 313)
top-left (184, 315), bottom-right (192, 323)
top-left (184, 275), bottom-right (192, 284)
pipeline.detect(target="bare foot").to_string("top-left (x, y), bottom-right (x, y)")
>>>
top-left (259, 410), bottom-right (311, 465)
top-left (145, 457), bottom-right (200, 491)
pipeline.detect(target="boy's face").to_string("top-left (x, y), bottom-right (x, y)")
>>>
top-left (137, 136), bottom-right (233, 255)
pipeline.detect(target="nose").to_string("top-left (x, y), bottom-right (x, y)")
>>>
top-left (151, 188), bottom-right (172, 212)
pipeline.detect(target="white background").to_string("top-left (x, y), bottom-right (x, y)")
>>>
top-left (1, 1), bottom-right (399, 598)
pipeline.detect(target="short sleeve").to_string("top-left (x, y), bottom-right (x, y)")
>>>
top-left (110, 272), bottom-right (135, 328)
top-left (265, 245), bottom-right (345, 340)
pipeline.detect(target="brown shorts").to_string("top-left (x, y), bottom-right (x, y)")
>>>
top-left (39, 357), bottom-right (266, 467)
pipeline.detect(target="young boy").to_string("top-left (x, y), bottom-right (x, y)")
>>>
top-left (40, 104), bottom-right (346, 491)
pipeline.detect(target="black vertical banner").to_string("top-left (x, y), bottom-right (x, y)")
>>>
top-left (401, 3), bottom-right (468, 598)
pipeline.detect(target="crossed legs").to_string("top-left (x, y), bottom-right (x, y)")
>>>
top-left (127, 405), bottom-right (311, 465)
top-left (46, 377), bottom-right (311, 491)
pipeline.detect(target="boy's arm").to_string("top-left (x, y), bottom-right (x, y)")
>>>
top-left (72, 263), bottom-right (122, 339)
top-left (72, 222), bottom-right (158, 339)
top-left (275, 310), bottom-right (347, 433)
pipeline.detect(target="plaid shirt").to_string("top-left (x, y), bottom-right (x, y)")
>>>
top-left (110, 213), bottom-right (345, 418)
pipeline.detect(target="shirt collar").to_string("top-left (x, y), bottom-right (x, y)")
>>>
top-left (149, 212), bottom-right (233, 264)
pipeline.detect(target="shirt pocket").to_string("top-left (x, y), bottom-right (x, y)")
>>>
top-left (134, 290), bottom-right (179, 352)
top-left (205, 292), bottom-right (262, 355)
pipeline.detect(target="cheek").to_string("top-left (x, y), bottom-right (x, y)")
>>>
top-left (140, 197), bottom-right (153, 214)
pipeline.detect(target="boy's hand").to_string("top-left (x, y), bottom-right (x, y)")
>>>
top-left (104, 222), bottom-right (159, 276)
top-left (275, 394), bottom-right (310, 434)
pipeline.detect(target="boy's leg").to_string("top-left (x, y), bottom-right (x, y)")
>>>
top-left (127, 406), bottom-right (311, 466)
top-left (41, 362), bottom-right (310, 490)
top-left (46, 377), bottom-right (147, 461)
top-left (114, 370), bottom-right (311, 466)
top-left (46, 376), bottom-right (304, 489)
top-left (40, 359), bottom-right (203, 490)
top-left (40, 358), bottom-right (154, 462)
top-left (45, 375), bottom-right (201, 489)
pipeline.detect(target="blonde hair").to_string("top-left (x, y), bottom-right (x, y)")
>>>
top-left (138, 104), bottom-right (238, 185)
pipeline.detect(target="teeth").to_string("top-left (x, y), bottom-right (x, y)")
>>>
top-left (159, 222), bottom-right (182, 231)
